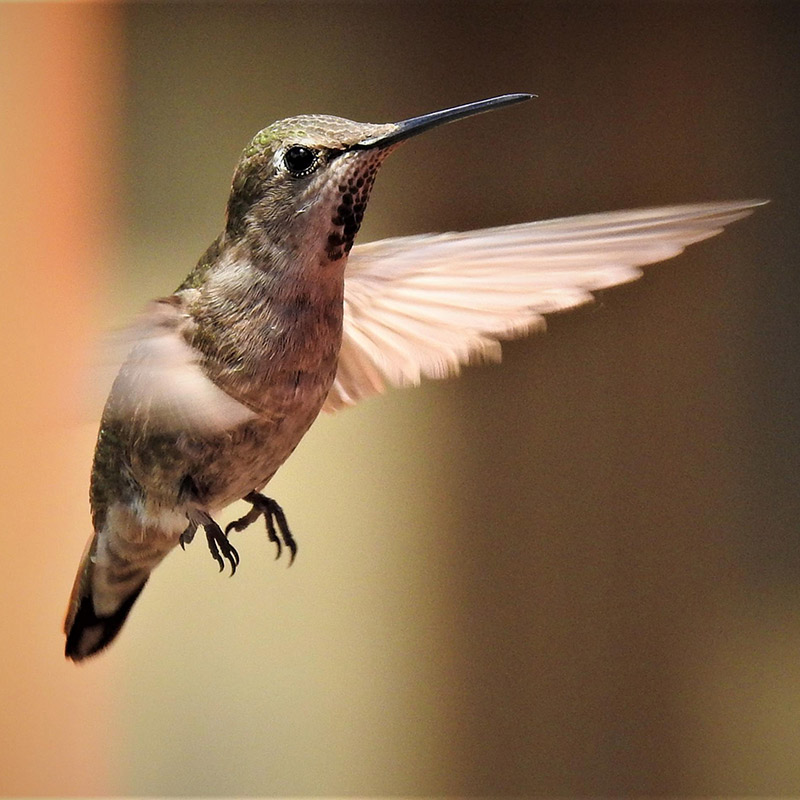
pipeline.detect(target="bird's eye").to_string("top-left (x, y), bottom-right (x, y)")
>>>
top-left (283, 145), bottom-right (318, 176)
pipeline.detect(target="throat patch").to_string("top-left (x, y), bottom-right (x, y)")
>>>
top-left (326, 153), bottom-right (385, 261)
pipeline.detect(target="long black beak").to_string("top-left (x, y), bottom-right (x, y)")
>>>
top-left (351, 93), bottom-right (534, 150)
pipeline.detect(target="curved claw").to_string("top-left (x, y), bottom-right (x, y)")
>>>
top-left (263, 512), bottom-right (283, 560)
top-left (268, 500), bottom-right (296, 565)
top-left (179, 522), bottom-right (198, 551)
top-left (203, 519), bottom-right (239, 576)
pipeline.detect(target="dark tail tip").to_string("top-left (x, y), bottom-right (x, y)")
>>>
top-left (65, 581), bottom-right (147, 662)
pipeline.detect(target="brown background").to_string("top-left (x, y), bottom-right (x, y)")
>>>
top-left (2, 1), bottom-right (799, 795)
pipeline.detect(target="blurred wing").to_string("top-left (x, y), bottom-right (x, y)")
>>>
top-left (325, 199), bottom-right (766, 412)
top-left (102, 299), bottom-right (257, 434)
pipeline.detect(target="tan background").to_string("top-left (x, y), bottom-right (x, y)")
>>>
top-left (2, 2), bottom-right (799, 795)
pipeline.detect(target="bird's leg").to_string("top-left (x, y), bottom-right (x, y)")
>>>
top-left (225, 492), bottom-right (297, 564)
top-left (187, 510), bottom-right (240, 575)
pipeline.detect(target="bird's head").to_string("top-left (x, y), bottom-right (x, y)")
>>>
top-left (224, 94), bottom-right (533, 264)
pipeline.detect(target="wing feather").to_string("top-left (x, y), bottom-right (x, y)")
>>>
top-left (102, 300), bottom-right (257, 434)
top-left (324, 200), bottom-right (765, 412)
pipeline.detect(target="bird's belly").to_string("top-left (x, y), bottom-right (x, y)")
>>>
top-left (177, 368), bottom-right (333, 512)
top-left (204, 397), bottom-right (323, 509)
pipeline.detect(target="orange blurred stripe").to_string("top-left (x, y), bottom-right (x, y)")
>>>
top-left (0, 4), bottom-right (122, 794)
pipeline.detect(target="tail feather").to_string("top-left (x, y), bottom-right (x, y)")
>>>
top-left (64, 580), bottom-right (147, 661)
top-left (64, 531), bottom-right (149, 662)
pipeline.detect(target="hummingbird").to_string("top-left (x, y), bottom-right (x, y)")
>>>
top-left (64, 93), bottom-right (764, 661)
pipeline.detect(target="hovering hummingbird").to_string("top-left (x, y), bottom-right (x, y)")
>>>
top-left (64, 93), bottom-right (764, 660)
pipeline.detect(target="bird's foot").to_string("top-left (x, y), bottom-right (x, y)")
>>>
top-left (186, 511), bottom-right (240, 575)
top-left (225, 491), bottom-right (297, 565)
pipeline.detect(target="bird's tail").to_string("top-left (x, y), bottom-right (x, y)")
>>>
top-left (64, 527), bottom-right (153, 661)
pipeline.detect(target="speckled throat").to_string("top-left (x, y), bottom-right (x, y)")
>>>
top-left (326, 149), bottom-right (390, 261)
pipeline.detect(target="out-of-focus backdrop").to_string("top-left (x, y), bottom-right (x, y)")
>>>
top-left (2, 2), bottom-right (799, 795)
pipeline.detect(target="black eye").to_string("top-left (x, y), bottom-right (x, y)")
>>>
top-left (283, 145), bottom-right (318, 176)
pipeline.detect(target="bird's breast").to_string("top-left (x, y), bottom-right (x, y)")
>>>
top-left (192, 257), bottom-right (345, 407)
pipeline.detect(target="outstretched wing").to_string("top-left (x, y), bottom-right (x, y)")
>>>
top-left (324, 200), bottom-right (765, 412)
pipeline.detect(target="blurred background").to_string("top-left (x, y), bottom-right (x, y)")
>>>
top-left (2, 1), bottom-right (799, 795)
